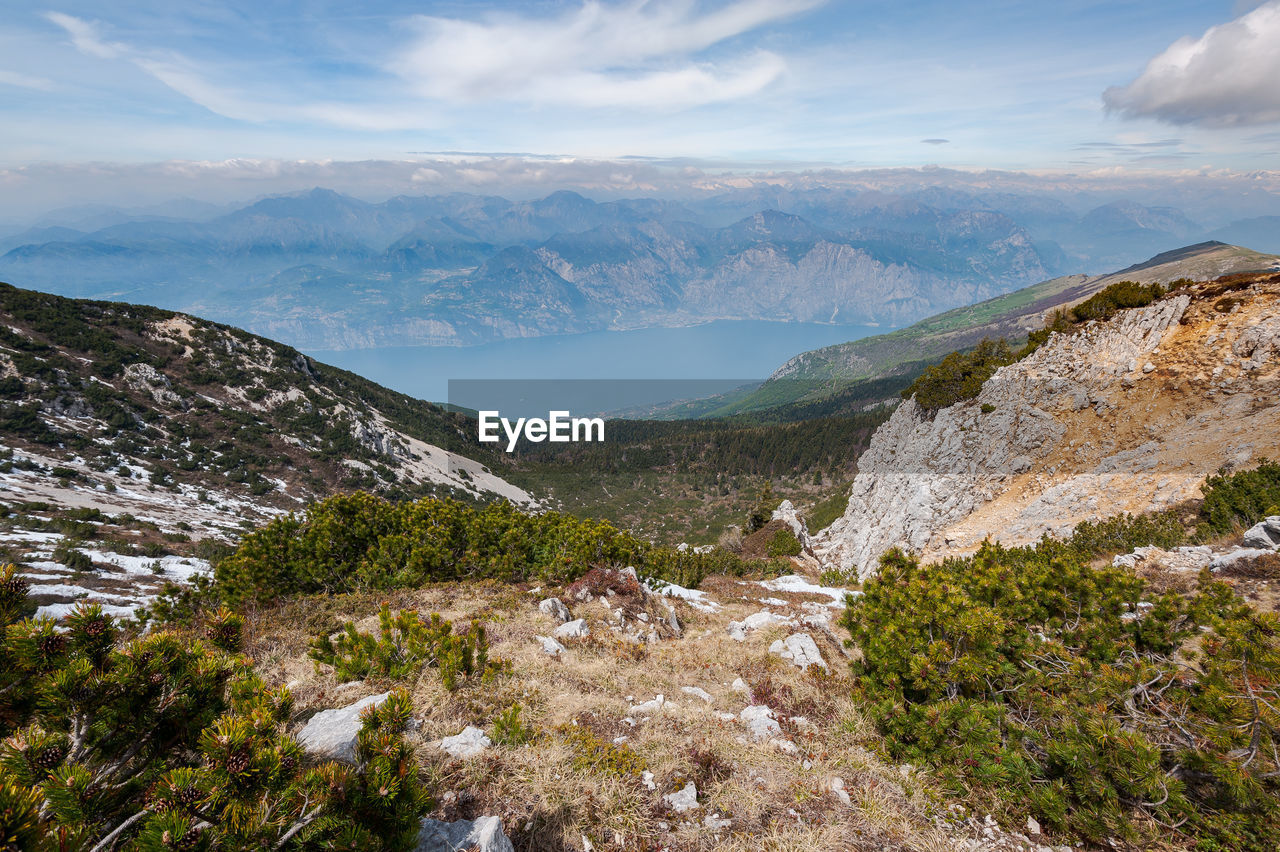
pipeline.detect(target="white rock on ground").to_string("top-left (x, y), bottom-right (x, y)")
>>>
top-left (768, 633), bottom-right (828, 671)
top-left (538, 597), bottom-right (571, 622)
top-left (739, 704), bottom-right (782, 740)
top-left (730, 677), bottom-right (750, 695)
top-left (535, 636), bottom-right (567, 655)
top-left (296, 692), bottom-right (390, 764)
top-left (415, 815), bottom-right (514, 852)
top-left (629, 694), bottom-right (676, 714)
top-left (681, 686), bottom-right (713, 704)
top-left (829, 777), bottom-right (851, 806)
top-left (663, 781), bottom-right (699, 813)
top-left (554, 618), bottom-right (590, 639)
top-left (1211, 548), bottom-right (1277, 571)
top-left (1242, 517), bottom-right (1280, 550)
top-left (439, 726), bottom-right (491, 759)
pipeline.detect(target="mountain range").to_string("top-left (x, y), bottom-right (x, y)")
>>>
top-left (3, 186), bottom-right (1273, 351)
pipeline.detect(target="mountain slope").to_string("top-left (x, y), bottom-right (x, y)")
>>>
top-left (708, 242), bottom-right (1279, 416)
top-left (812, 269), bottom-right (1280, 579)
top-left (0, 282), bottom-right (531, 538)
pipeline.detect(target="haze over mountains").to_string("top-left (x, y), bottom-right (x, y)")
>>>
top-left (3, 184), bottom-right (1275, 352)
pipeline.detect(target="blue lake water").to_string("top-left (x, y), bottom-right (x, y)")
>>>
top-left (307, 320), bottom-right (885, 416)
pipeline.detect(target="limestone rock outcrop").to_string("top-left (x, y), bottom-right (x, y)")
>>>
top-left (814, 277), bottom-right (1280, 579)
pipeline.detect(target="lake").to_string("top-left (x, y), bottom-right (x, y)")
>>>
top-left (307, 320), bottom-right (885, 417)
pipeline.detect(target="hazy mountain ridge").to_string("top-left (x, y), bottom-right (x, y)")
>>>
top-left (3, 185), bottom-right (1261, 350)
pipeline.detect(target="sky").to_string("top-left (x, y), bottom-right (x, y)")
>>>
top-left (2, 1), bottom-right (1280, 216)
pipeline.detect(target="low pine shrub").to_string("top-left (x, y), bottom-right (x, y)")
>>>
top-left (841, 544), bottom-right (1280, 849)
top-left (217, 492), bottom-right (766, 606)
top-left (1199, 459), bottom-right (1280, 538)
top-left (308, 603), bottom-right (499, 689)
top-left (0, 563), bottom-right (430, 849)
top-left (766, 527), bottom-right (802, 557)
top-left (901, 339), bottom-right (1016, 411)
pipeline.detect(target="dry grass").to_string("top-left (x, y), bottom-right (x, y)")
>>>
top-left (239, 574), bottom-right (1023, 851)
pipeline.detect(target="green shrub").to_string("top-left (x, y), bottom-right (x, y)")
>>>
top-left (1063, 510), bottom-right (1186, 558)
top-left (901, 339), bottom-right (1016, 411)
top-left (217, 492), bottom-right (763, 606)
top-left (766, 527), bottom-right (802, 557)
top-left (0, 563), bottom-right (429, 849)
top-left (490, 704), bottom-right (536, 747)
top-left (309, 603), bottom-right (497, 689)
top-left (1071, 280), bottom-right (1167, 323)
top-left (841, 544), bottom-right (1280, 849)
top-left (1199, 459), bottom-right (1280, 538)
top-left (52, 542), bottom-right (91, 573)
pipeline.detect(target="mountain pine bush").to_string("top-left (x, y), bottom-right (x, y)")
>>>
top-left (1199, 459), bottom-right (1280, 538)
top-left (0, 563), bottom-right (429, 850)
top-left (841, 544), bottom-right (1280, 849)
top-left (901, 338), bottom-right (1016, 411)
top-left (217, 492), bottom-right (763, 606)
top-left (309, 603), bottom-right (500, 689)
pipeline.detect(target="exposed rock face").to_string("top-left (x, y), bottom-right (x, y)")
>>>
top-left (814, 277), bottom-right (1280, 579)
top-left (296, 692), bottom-right (390, 763)
top-left (770, 500), bottom-right (813, 550)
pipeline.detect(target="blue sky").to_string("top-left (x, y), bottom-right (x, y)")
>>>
top-left (1, 1), bottom-right (1279, 213)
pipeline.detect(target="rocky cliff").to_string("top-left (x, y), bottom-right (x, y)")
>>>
top-left (813, 272), bottom-right (1280, 579)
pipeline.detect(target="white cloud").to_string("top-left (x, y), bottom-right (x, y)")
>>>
top-left (1104, 0), bottom-right (1280, 127)
top-left (45, 11), bottom-right (126, 59)
top-left (390, 0), bottom-right (822, 108)
top-left (0, 70), bottom-right (55, 91)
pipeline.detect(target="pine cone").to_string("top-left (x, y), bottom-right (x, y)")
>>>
top-left (34, 745), bottom-right (66, 770)
top-left (225, 750), bottom-right (251, 774)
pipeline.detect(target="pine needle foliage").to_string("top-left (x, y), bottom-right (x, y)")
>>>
top-left (841, 544), bottom-right (1280, 850)
top-left (308, 604), bottom-right (498, 689)
top-left (217, 491), bottom-right (762, 606)
top-left (1199, 459), bottom-right (1280, 538)
top-left (0, 565), bottom-right (429, 850)
top-left (900, 338), bottom-right (1016, 411)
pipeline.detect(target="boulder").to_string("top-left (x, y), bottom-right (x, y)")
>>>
top-left (1241, 517), bottom-right (1280, 551)
top-left (554, 618), bottom-right (590, 639)
top-left (768, 633), bottom-right (828, 671)
top-left (536, 636), bottom-right (567, 655)
top-left (415, 815), bottom-right (513, 852)
top-left (439, 725), bottom-right (490, 759)
top-left (296, 692), bottom-right (390, 764)
top-left (538, 597), bottom-right (571, 622)
top-left (1211, 547), bottom-right (1278, 571)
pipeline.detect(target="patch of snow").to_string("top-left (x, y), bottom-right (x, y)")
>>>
top-left (650, 581), bottom-right (721, 613)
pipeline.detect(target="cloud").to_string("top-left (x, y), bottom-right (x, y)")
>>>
top-left (0, 70), bottom-right (56, 91)
top-left (45, 11), bottom-right (126, 59)
top-left (921, 138), bottom-right (949, 145)
top-left (390, 0), bottom-right (823, 108)
top-left (1104, 0), bottom-right (1280, 126)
